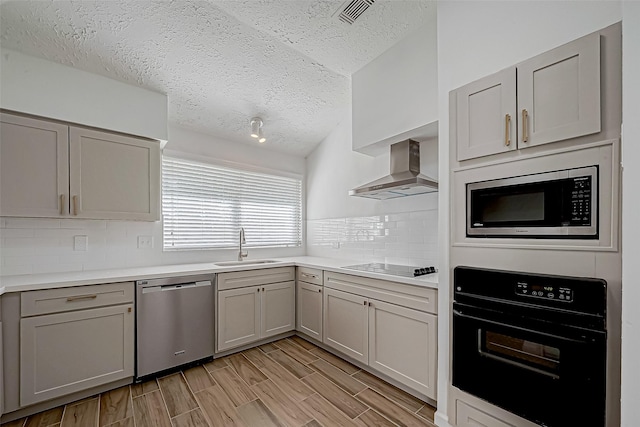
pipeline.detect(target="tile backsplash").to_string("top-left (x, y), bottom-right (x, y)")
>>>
top-left (0, 217), bottom-right (163, 276)
top-left (306, 209), bottom-right (438, 267)
top-left (0, 209), bottom-right (437, 276)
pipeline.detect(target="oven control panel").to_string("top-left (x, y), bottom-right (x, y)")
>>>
top-left (515, 281), bottom-right (574, 302)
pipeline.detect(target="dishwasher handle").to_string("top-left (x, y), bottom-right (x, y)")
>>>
top-left (141, 280), bottom-right (211, 294)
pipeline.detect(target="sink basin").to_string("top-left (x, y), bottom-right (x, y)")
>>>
top-left (213, 259), bottom-right (280, 267)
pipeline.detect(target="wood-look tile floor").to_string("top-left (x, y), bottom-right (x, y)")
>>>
top-left (2, 336), bottom-right (436, 427)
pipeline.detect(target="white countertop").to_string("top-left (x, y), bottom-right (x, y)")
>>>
top-left (0, 256), bottom-right (438, 295)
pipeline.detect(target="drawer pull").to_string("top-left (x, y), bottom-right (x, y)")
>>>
top-left (301, 273), bottom-right (318, 279)
top-left (66, 294), bottom-right (97, 302)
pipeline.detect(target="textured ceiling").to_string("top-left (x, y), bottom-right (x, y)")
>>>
top-left (0, 0), bottom-right (435, 156)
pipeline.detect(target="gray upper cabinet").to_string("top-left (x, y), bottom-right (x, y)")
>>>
top-left (517, 32), bottom-right (600, 149)
top-left (456, 68), bottom-right (517, 161)
top-left (0, 112), bottom-right (160, 220)
top-left (69, 127), bottom-right (160, 220)
top-left (455, 31), bottom-right (601, 161)
top-left (0, 113), bottom-right (70, 217)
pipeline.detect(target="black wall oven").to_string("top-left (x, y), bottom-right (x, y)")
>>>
top-left (453, 266), bottom-right (607, 427)
top-left (466, 166), bottom-right (598, 238)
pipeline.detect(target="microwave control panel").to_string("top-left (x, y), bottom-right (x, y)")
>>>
top-left (570, 176), bottom-right (591, 224)
top-left (515, 281), bottom-right (574, 302)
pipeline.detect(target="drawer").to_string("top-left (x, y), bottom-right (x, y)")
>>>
top-left (324, 271), bottom-right (437, 314)
top-left (21, 282), bottom-right (134, 317)
top-left (296, 267), bottom-right (323, 286)
top-left (217, 267), bottom-right (295, 291)
top-left (456, 401), bottom-right (514, 427)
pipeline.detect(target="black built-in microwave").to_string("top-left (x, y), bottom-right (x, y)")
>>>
top-left (467, 166), bottom-right (598, 238)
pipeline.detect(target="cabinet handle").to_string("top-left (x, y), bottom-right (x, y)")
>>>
top-left (504, 114), bottom-right (511, 146)
top-left (59, 194), bottom-right (65, 215)
top-left (128, 307), bottom-right (132, 313)
top-left (67, 294), bottom-right (97, 302)
top-left (262, 287), bottom-right (265, 292)
top-left (72, 195), bottom-right (79, 216)
top-left (257, 288), bottom-right (260, 292)
top-left (363, 301), bottom-right (367, 306)
top-left (318, 289), bottom-right (322, 293)
top-left (522, 109), bottom-right (529, 143)
top-left (301, 273), bottom-right (318, 279)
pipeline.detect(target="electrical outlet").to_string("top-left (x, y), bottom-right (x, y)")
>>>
top-left (137, 235), bottom-right (153, 249)
top-left (74, 235), bottom-right (88, 251)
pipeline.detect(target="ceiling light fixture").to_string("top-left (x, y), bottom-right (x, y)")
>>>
top-left (250, 117), bottom-right (266, 143)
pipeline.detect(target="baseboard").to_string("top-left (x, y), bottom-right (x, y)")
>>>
top-left (435, 410), bottom-right (452, 427)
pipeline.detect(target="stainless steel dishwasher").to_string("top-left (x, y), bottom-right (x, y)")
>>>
top-left (136, 275), bottom-right (214, 380)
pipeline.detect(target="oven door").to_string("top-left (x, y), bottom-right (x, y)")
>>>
top-left (452, 303), bottom-right (606, 427)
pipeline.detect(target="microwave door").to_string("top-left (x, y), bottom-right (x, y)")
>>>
top-left (466, 166), bottom-right (598, 238)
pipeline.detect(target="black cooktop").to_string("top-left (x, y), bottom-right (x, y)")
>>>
top-left (342, 263), bottom-right (437, 278)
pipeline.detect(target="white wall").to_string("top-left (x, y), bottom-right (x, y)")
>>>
top-left (0, 48), bottom-right (168, 141)
top-left (0, 125), bottom-right (306, 275)
top-left (436, 2), bottom-right (622, 425)
top-left (306, 111), bottom-right (439, 266)
top-left (352, 18), bottom-right (438, 155)
top-left (307, 115), bottom-right (438, 220)
top-left (621, 2), bottom-right (640, 426)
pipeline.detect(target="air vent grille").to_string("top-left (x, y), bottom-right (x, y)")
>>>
top-left (337, 0), bottom-right (375, 25)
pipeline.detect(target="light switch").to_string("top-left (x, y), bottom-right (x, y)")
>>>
top-left (74, 235), bottom-right (88, 251)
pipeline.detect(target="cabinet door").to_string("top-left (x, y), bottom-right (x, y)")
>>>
top-left (20, 305), bottom-right (134, 406)
top-left (456, 68), bottom-right (517, 161)
top-left (69, 127), bottom-right (160, 220)
top-left (0, 113), bottom-right (69, 217)
top-left (517, 32), bottom-right (600, 149)
top-left (323, 288), bottom-right (368, 364)
top-left (261, 281), bottom-right (295, 339)
top-left (218, 286), bottom-right (261, 352)
top-left (296, 281), bottom-right (323, 340)
top-left (368, 300), bottom-right (437, 399)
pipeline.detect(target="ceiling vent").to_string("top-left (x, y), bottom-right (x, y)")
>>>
top-left (335, 0), bottom-right (375, 25)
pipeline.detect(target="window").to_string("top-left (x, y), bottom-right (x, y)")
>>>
top-left (162, 156), bottom-right (302, 250)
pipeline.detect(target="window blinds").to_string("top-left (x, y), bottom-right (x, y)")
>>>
top-left (162, 156), bottom-right (302, 250)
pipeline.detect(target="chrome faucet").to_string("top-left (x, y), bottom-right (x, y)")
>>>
top-left (238, 227), bottom-right (248, 261)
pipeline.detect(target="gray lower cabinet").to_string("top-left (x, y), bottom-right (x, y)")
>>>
top-left (217, 267), bottom-right (295, 352)
top-left (261, 282), bottom-right (295, 338)
top-left (295, 267), bottom-right (323, 341)
top-left (368, 299), bottom-right (437, 398)
top-left (217, 286), bottom-right (261, 351)
top-left (19, 283), bottom-right (134, 407)
top-left (323, 271), bottom-right (438, 400)
top-left (323, 287), bottom-right (369, 364)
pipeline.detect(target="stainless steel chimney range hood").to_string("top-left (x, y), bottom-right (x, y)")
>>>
top-left (349, 139), bottom-right (438, 200)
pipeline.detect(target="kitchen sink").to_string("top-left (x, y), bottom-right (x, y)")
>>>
top-left (213, 259), bottom-right (280, 267)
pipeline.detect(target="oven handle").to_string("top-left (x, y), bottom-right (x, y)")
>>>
top-left (453, 309), bottom-right (599, 344)
top-left (478, 342), bottom-right (560, 380)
